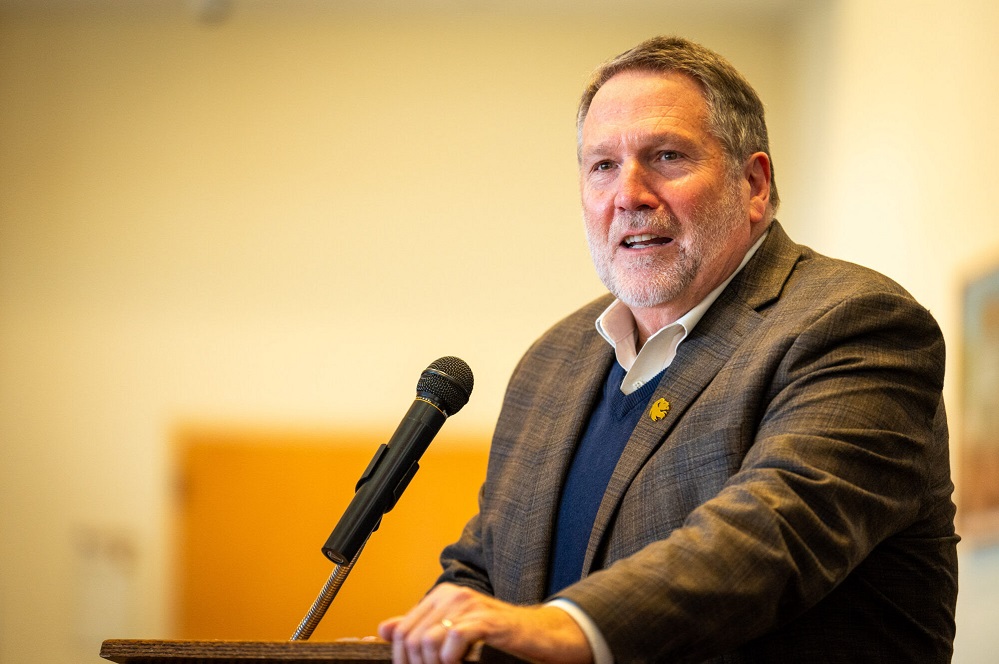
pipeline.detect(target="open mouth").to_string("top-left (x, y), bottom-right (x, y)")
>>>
top-left (623, 233), bottom-right (673, 249)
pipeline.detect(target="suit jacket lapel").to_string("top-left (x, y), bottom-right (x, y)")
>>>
top-left (581, 222), bottom-right (803, 575)
top-left (513, 318), bottom-right (615, 603)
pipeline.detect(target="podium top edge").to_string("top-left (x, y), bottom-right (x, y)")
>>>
top-left (101, 639), bottom-right (395, 662)
top-left (99, 639), bottom-right (519, 663)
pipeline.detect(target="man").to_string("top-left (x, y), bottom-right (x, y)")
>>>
top-left (379, 36), bottom-right (958, 663)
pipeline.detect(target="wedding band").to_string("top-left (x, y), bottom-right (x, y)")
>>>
top-left (441, 618), bottom-right (454, 630)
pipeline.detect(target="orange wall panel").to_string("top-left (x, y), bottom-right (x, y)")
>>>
top-left (174, 429), bottom-right (488, 641)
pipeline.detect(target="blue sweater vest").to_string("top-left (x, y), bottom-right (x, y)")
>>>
top-left (546, 362), bottom-right (663, 596)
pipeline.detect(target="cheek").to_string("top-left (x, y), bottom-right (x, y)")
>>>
top-left (582, 211), bottom-right (606, 243)
top-left (581, 192), bottom-right (612, 225)
top-left (580, 186), bottom-right (607, 211)
top-left (582, 211), bottom-right (614, 253)
top-left (666, 182), bottom-right (712, 214)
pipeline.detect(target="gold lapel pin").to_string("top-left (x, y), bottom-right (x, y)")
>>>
top-left (649, 398), bottom-right (670, 422)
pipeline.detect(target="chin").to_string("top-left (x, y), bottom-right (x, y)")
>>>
top-left (608, 279), bottom-right (686, 309)
top-left (615, 290), bottom-right (678, 310)
top-left (604, 263), bottom-right (697, 310)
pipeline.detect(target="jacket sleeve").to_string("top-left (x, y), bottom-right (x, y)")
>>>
top-left (435, 492), bottom-right (495, 596)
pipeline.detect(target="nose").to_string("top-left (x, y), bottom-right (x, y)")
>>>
top-left (614, 162), bottom-right (661, 211)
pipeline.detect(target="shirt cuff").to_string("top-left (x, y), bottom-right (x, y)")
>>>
top-left (545, 598), bottom-right (614, 664)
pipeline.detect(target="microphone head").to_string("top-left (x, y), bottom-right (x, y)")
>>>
top-left (417, 356), bottom-right (474, 416)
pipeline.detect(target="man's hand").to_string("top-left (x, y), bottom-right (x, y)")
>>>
top-left (377, 583), bottom-right (593, 664)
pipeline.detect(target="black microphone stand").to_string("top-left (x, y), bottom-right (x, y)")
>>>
top-left (289, 357), bottom-right (473, 641)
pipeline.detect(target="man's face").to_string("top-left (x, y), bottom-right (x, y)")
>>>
top-left (579, 70), bottom-right (753, 314)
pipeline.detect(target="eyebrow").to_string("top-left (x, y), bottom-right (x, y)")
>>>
top-left (581, 129), bottom-right (697, 160)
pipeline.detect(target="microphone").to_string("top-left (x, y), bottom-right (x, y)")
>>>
top-left (321, 356), bottom-right (474, 565)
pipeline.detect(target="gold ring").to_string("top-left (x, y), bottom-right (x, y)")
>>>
top-left (441, 618), bottom-right (453, 630)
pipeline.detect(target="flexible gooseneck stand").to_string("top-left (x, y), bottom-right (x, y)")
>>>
top-left (290, 544), bottom-right (365, 640)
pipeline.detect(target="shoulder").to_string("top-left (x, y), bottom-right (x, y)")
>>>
top-left (716, 222), bottom-right (945, 380)
top-left (495, 294), bottom-right (615, 407)
top-left (739, 221), bottom-right (934, 319)
top-left (514, 294), bottom-right (614, 366)
top-left (537, 294), bottom-right (616, 344)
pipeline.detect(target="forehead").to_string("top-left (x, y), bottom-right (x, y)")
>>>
top-left (581, 70), bottom-right (713, 150)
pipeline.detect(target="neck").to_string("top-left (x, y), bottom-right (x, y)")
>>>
top-left (630, 306), bottom-right (685, 349)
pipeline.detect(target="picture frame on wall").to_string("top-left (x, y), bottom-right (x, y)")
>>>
top-left (960, 264), bottom-right (999, 544)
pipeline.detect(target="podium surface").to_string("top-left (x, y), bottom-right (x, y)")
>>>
top-left (100, 639), bottom-right (526, 663)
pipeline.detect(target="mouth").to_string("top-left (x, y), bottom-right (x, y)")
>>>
top-left (623, 233), bottom-right (674, 249)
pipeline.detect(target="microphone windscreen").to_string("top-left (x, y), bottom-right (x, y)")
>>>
top-left (417, 356), bottom-right (474, 415)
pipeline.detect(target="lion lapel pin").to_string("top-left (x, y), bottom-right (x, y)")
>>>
top-left (649, 398), bottom-right (671, 422)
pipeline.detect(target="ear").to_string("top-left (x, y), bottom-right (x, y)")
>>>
top-left (743, 152), bottom-right (772, 225)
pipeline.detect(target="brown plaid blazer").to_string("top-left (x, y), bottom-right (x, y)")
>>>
top-left (438, 222), bottom-right (958, 662)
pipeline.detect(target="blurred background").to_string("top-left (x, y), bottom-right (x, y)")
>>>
top-left (2, 0), bottom-right (998, 661)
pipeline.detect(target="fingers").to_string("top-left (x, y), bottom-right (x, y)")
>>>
top-left (383, 587), bottom-right (594, 664)
top-left (439, 621), bottom-right (485, 664)
top-left (421, 620), bottom-right (451, 664)
top-left (393, 614), bottom-right (453, 664)
top-left (377, 616), bottom-right (402, 642)
top-left (385, 583), bottom-right (485, 664)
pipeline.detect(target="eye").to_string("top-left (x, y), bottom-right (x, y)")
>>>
top-left (657, 150), bottom-right (681, 162)
top-left (593, 160), bottom-right (615, 172)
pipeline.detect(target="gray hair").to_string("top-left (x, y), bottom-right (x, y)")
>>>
top-left (577, 36), bottom-right (779, 211)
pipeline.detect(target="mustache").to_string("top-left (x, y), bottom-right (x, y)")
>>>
top-left (614, 208), bottom-right (680, 233)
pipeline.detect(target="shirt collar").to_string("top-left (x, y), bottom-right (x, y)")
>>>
top-left (595, 230), bottom-right (768, 393)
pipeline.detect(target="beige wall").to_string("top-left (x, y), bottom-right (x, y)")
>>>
top-left (1, 1), bottom-right (996, 661)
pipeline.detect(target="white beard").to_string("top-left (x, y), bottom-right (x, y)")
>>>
top-left (584, 178), bottom-right (744, 309)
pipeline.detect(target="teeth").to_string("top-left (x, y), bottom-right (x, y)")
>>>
top-left (626, 233), bottom-right (659, 244)
top-left (625, 233), bottom-right (669, 248)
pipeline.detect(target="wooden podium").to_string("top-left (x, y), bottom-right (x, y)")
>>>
top-left (100, 639), bottom-right (528, 663)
